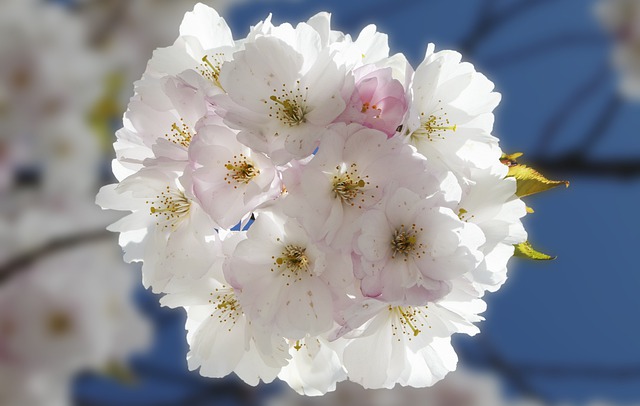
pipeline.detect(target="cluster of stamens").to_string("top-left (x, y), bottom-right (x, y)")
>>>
top-left (224, 153), bottom-right (259, 187)
top-left (273, 244), bottom-right (310, 285)
top-left (165, 118), bottom-right (193, 148)
top-left (265, 81), bottom-right (308, 126)
top-left (390, 224), bottom-right (425, 260)
top-left (361, 102), bottom-right (382, 118)
top-left (389, 306), bottom-right (428, 340)
top-left (457, 208), bottom-right (475, 222)
top-left (210, 288), bottom-right (242, 330)
top-left (147, 186), bottom-right (191, 229)
top-left (331, 163), bottom-right (368, 205)
top-left (199, 54), bottom-right (225, 90)
top-left (411, 108), bottom-right (457, 142)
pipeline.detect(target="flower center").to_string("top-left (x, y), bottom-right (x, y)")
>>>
top-left (267, 81), bottom-right (308, 127)
top-left (411, 112), bottom-right (457, 142)
top-left (47, 311), bottom-right (73, 337)
top-left (148, 186), bottom-right (191, 229)
top-left (331, 163), bottom-right (369, 207)
top-left (210, 288), bottom-right (242, 326)
top-left (199, 54), bottom-right (225, 90)
top-left (390, 224), bottom-right (425, 259)
top-left (390, 306), bottom-right (425, 339)
top-left (274, 244), bottom-right (310, 284)
top-left (224, 154), bottom-right (259, 187)
top-left (165, 118), bottom-right (193, 148)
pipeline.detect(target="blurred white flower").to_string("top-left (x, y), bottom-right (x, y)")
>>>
top-left (0, 230), bottom-right (151, 402)
top-left (596, 0), bottom-right (640, 99)
top-left (268, 368), bottom-right (517, 406)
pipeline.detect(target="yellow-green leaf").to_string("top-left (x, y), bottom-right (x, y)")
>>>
top-left (102, 361), bottom-right (138, 385)
top-left (88, 72), bottom-right (124, 151)
top-left (507, 164), bottom-right (569, 197)
top-left (514, 242), bottom-right (556, 261)
top-left (500, 152), bottom-right (523, 166)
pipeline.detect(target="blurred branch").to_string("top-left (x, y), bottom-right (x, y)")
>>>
top-left (484, 32), bottom-right (605, 69)
top-left (74, 0), bottom-right (129, 47)
top-left (573, 93), bottom-right (624, 155)
top-left (0, 229), bottom-right (112, 284)
top-left (478, 336), bottom-right (546, 401)
top-left (535, 63), bottom-right (610, 155)
top-left (516, 363), bottom-right (640, 379)
top-left (76, 388), bottom-right (217, 406)
top-left (461, 0), bottom-right (556, 54)
top-left (526, 154), bottom-right (640, 179)
top-left (341, 0), bottom-right (419, 30)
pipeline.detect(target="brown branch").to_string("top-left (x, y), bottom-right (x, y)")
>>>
top-left (461, 0), bottom-right (557, 54)
top-left (535, 63), bottom-right (610, 155)
top-left (484, 32), bottom-right (605, 69)
top-left (0, 229), bottom-right (113, 284)
top-left (527, 154), bottom-right (640, 179)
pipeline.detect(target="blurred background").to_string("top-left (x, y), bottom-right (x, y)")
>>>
top-left (1, 0), bottom-right (639, 405)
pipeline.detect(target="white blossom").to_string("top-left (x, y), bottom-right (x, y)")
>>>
top-left (96, 167), bottom-right (218, 293)
top-left (217, 20), bottom-right (347, 164)
top-left (186, 116), bottom-right (281, 229)
top-left (226, 208), bottom-right (352, 339)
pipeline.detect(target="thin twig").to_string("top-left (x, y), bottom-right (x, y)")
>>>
top-left (574, 93), bottom-right (624, 156)
top-left (515, 363), bottom-right (640, 379)
top-left (461, 0), bottom-right (557, 54)
top-left (527, 154), bottom-right (640, 179)
top-left (484, 32), bottom-right (605, 69)
top-left (535, 63), bottom-right (610, 155)
top-left (0, 229), bottom-right (113, 284)
top-left (478, 336), bottom-right (546, 401)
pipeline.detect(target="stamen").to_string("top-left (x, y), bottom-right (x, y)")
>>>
top-left (165, 118), bottom-right (193, 148)
top-left (457, 208), bottom-right (475, 222)
top-left (147, 186), bottom-right (191, 229)
top-left (266, 82), bottom-right (308, 126)
top-left (223, 154), bottom-right (259, 187)
top-left (390, 224), bottom-right (426, 260)
top-left (398, 307), bottom-right (422, 337)
top-left (331, 163), bottom-right (369, 207)
top-left (411, 110), bottom-right (457, 142)
top-left (274, 245), bottom-right (310, 285)
top-left (209, 288), bottom-right (242, 329)
top-left (389, 306), bottom-right (427, 341)
top-left (199, 54), bottom-right (225, 91)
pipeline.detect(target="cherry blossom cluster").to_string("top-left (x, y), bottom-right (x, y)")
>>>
top-left (97, 3), bottom-right (528, 395)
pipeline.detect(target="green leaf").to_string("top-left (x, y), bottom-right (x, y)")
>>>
top-left (88, 72), bottom-right (124, 152)
top-left (102, 361), bottom-right (138, 385)
top-left (507, 163), bottom-right (569, 197)
top-left (514, 242), bottom-right (556, 261)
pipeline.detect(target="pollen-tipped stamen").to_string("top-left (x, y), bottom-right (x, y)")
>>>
top-left (276, 245), bottom-right (309, 272)
top-left (200, 55), bottom-right (225, 91)
top-left (269, 95), bottom-right (306, 126)
top-left (224, 156), bottom-right (259, 185)
top-left (398, 307), bottom-right (422, 337)
top-left (332, 175), bottom-right (366, 202)
top-left (148, 187), bottom-right (191, 229)
top-left (391, 228), bottom-right (417, 257)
